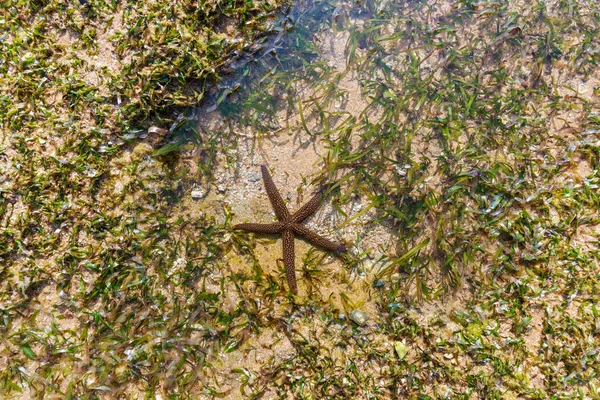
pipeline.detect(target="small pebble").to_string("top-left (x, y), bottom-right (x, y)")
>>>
top-left (362, 258), bottom-right (375, 271)
top-left (248, 173), bottom-right (261, 182)
top-left (373, 279), bottom-right (385, 288)
top-left (349, 310), bottom-right (368, 326)
top-left (86, 167), bottom-right (99, 177)
top-left (217, 184), bottom-right (226, 193)
top-left (341, 326), bottom-right (353, 338)
top-left (338, 312), bottom-right (346, 321)
top-left (191, 188), bottom-right (203, 199)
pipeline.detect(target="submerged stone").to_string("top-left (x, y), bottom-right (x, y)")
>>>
top-left (349, 310), bottom-right (368, 326)
top-left (248, 173), bottom-right (261, 182)
top-left (191, 188), bottom-right (204, 199)
top-left (373, 279), bottom-right (385, 288)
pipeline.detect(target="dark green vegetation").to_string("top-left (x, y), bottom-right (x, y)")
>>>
top-left (2, 0), bottom-right (600, 398)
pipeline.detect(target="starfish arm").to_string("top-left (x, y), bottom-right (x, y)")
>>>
top-left (234, 222), bottom-right (285, 234)
top-left (291, 224), bottom-right (346, 253)
top-left (260, 165), bottom-right (291, 221)
top-left (282, 230), bottom-right (297, 294)
top-left (291, 187), bottom-right (326, 224)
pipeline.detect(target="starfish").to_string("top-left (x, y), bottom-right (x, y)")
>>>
top-left (234, 165), bottom-right (346, 294)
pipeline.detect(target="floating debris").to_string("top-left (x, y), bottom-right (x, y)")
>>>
top-left (394, 341), bottom-right (408, 360)
top-left (148, 126), bottom-right (169, 135)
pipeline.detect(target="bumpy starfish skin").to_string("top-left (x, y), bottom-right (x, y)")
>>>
top-left (234, 165), bottom-right (346, 294)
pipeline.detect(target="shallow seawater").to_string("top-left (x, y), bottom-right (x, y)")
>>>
top-left (165, 0), bottom-right (600, 397)
top-left (1, 0), bottom-right (599, 397)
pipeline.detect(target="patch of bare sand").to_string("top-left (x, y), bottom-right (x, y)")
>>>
top-left (54, 5), bottom-right (125, 95)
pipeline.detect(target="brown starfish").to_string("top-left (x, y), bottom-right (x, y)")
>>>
top-left (234, 165), bottom-right (346, 294)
